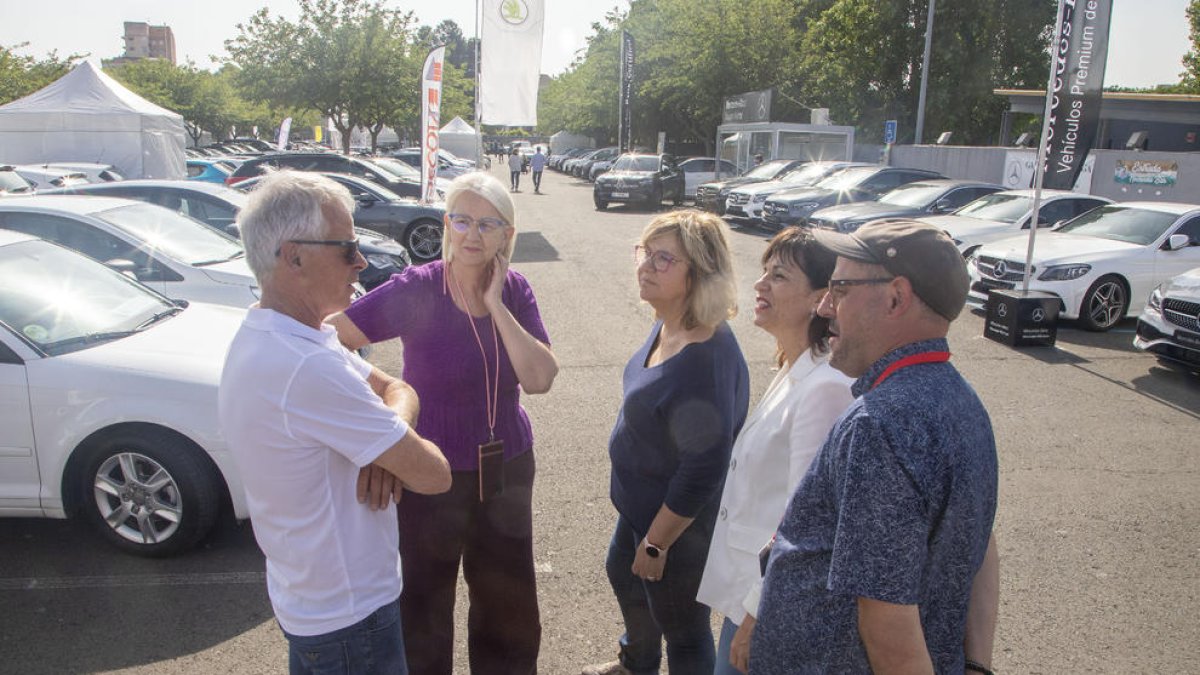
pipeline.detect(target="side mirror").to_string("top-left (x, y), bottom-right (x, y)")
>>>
top-left (932, 198), bottom-right (954, 213)
top-left (1165, 233), bottom-right (1190, 251)
top-left (358, 196), bottom-right (377, 208)
top-left (224, 223), bottom-right (241, 237)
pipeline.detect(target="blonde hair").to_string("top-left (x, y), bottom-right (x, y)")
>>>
top-left (640, 209), bottom-right (738, 330)
top-left (442, 171), bottom-right (516, 262)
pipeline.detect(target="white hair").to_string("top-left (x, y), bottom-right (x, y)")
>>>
top-left (442, 171), bottom-right (517, 262)
top-left (238, 170), bottom-right (355, 282)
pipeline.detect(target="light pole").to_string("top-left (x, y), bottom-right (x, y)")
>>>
top-left (914, 0), bottom-right (936, 145)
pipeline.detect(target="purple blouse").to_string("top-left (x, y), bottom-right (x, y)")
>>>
top-left (344, 261), bottom-right (550, 470)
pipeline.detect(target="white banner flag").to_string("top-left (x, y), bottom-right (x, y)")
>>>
top-left (277, 117), bottom-right (292, 151)
top-left (421, 46), bottom-right (446, 203)
top-left (480, 0), bottom-right (545, 126)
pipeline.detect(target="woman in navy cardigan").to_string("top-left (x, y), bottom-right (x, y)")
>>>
top-left (585, 210), bottom-right (750, 675)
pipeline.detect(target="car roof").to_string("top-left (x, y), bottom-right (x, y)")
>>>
top-left (44, 162), bottom-right (118, 171)
top-left (14, 165), bottom-right (87, 179)
top-left (897, 179), bottom-right (1002, 189)
top-left (1104, 201), bottom-right (1200, 215)
top-left (0, 228), bottom-right (37, 246)
top-left (62, 178), bottom-right (238, 195)
top-left (993, 188), bottom-right (1105, 198)
top-left (0, 194), bottom-right (143, 214)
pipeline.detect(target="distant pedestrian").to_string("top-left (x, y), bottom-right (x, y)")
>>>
top-left (749, 220), bottom-right (999, 674)
top-left (219, 170), bottom-right (452, 675)
top-left (531, 147), bottom-right (547, 193)
top-left (509, 150), bottom-right (523, 192)
top-left (753, 153), bottom-right (764, 167)
top-left (584, 210), bottom-right (749, 675)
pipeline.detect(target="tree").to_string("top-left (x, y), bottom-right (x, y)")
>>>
top-left (1181, 0), bottom-right (1200, 93)
top-left (224, 0), bottom-right (417, 153)
top-left (0, 44), bottom-right (84, 106)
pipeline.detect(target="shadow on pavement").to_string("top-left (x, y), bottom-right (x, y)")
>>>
top-left (0, 512), bottom-right (272, 673)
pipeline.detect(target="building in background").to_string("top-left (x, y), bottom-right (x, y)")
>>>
top-left (107, 22), bottom-right (176, 66)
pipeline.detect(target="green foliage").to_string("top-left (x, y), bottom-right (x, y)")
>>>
top-left (1181, 0), bottom-right (1200, 93)
top-left (0, 44), bottom-right (85, 106)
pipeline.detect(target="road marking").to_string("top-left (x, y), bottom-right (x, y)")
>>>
top-left (0, 571), bottom-right (265, 591)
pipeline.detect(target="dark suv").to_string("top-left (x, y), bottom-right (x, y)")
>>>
top-left (593, 154), bottom-right (685, 210)
top-left (226, 152), bottom-right (426, 199)
top-left (694, 159), bottom-right (807, 214)
top-left (761, 166), bottom-right (944, 230)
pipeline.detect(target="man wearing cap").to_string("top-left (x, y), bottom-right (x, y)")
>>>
top-left (749, 219), bottom-right (999, 675)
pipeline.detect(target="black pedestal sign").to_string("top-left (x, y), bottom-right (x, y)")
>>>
top-left (984, 289), bottom-right (1061, 347)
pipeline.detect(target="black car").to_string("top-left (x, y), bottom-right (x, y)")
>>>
top-left (235, 172), bottom-right (446, 264)
top-left (694, 159), bottom-right (807, 215)
top-left (42, 179), bottom-right (412, 289)
top-left (806, 179), bottom-right (1005, 233)
top-left (574, 146), bottom-right (620, 179)
top-left (226, 152), bottom-right (427, 200)
top-left (761, 166), bottom-right (945, 230)
top-left (593, 154), bottom-right (686, 211)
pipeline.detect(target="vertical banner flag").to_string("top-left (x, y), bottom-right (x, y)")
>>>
top-left (1040, 0), bottom-right (1113, 190)
top-left (421, 45), bottom-right (447, 204)
top-left (618, 31), bottom-right (635, 154)
top-left (277, 117), bottom-right (292, 151)
top-left (480, 0), bottom-right (545, 126)
top-left (314, 126), bottom-right (323, 143)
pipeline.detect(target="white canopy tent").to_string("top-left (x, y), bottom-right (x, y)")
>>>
top-left (438, 116), bottom-right (480, 164)
top-left (0, 61), bottom-right (185, 179)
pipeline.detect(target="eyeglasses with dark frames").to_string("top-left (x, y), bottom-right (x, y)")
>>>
top-left (824, 277), bottom-right (895, 305)
top-left (448, 213), bottom-right (508, 234)
top-left (276, 238), bottom-right (361, 264)
top-left (633, 245), bottom-right (684, 273)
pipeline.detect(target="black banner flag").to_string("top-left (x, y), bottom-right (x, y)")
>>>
top-left (618, 31), bottom-right (635, 153)
top-left (1041, 0), bottom-right (1113, 190)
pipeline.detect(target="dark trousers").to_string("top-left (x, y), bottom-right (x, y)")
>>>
top-left (532, 170), bottom-right (543, 191)
top-left (398, 450), bottom-right (540, 675)
top-left (510, 170), bottom-right (521, 190)
top-left (605, 507), bottom-right (718, 675)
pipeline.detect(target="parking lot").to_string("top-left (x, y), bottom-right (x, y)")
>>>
top-left (1, 163), bottom-right (1197, 674)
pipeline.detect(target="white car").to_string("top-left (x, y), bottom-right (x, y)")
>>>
top-left (0, 195), bottom-right (260, 308)
top-left (1134, 267), bottom-right (1200, 371)
top-left (968, 202), bottom-right (1200, 331)
top-left (922, 189), bottom-right (1112, 257)
top-left (677, 157), bottom-right (738, 199)
top-left (13, 165), bottom-right (91, 190)
top-left (42, 162), bottom-right (126, 183)
top-left (0, 230), bottom-right (248, 556)
top-left (725, 161), bottom-right (866, 224)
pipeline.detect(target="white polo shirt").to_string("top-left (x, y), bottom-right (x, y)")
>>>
top-left (219, 307), bottom-right (410, 636)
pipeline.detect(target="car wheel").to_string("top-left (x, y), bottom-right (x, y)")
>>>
top-left (403, 219), bottom-right (443, 263)
top-left (79, 427), bottom-right (221, 557)
top-left (594, 196), bottom-right (608, 211)
top-left (1078, 275), bottom-right (1129, 332)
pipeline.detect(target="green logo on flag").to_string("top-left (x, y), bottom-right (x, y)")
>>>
top-left (500, 0), bottom-right (529, 25)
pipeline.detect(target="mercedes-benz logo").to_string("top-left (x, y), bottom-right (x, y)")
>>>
top-left (997, 303), bottom-right (1008, 318)
top-left (1032, 308), bottom-right (1045, 322)
top-left (994, 260), bottom-right (1008, 278)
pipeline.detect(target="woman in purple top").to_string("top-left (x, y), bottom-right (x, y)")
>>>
top-left (329, 171), bottom-right (558, 675)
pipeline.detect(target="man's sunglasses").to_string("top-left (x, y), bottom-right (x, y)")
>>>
top-left (277, 238), bottom-right (361, 264)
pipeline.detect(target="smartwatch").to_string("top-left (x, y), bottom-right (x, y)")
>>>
top-left (644, 541), bottom-right (665, 558)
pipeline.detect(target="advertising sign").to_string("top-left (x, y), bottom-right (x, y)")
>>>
top-left (722, 89), bottom-right (773, 124)
top-left (884, 120), bottom-right (898, 145)
top-left (420, 46), bottom-right (446, 204)
top-left (1004, 150), bottom-right (1094, 193)
top-left (1114, 160), bottom-right (1178, 186)
top-left (479, 0), bottom-right (545, 126)
top-left (1040, 0), bottom-right (1114, 190)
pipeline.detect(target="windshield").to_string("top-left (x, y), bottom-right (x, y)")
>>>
top-left (1054, 205), bottom-right (1179, 245)
top-left (746, 161), bottom-right (792, 180)
top-left (94, 202), bottom-right (244, 266)
top-left (372, 157), bottom-right (421, 180)
top-left (780, 163), bottom-right (840, 185)
top-left (953, 193), bottom-right (1031, 224)
top-left (816, 167), bottom-right (876, 190)
top-left (612, 156), bottom-right (660, 172)
top-left (0, 171), bottom-right (33, 194)
top-left (879, 183), bottom-right (948, 208)
top-left (0, 239), bottom-right (173, 355)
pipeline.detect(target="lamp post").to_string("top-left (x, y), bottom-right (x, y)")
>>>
top-left (914, 0), bottom-right (936, 145)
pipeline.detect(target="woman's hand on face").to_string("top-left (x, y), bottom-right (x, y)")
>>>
top-left (483, 252), bottom-right (508, 312)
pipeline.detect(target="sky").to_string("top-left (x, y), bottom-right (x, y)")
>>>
top-left (0, 0), bottom-right (1190, 88)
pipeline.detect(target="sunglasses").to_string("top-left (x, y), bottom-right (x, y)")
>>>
top-left (278, 238), bottom-right (361, 264)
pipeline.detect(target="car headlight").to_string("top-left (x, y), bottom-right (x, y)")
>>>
top-left (1147, 285), bottom-right (1164, 311)
top-left (752, 194), bottom-right (768, 203)
top-left (1037, 264), bottom-right (1091, 281)
top-left (838, 220), bottom-right (864, 232)
top-left (790, 202), bottom-right (820, 215)
top-left (367, 253), bottom-right (397, 269)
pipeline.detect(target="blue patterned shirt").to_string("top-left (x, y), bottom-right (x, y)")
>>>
top-left (750, 338), bottom-right (997, 674)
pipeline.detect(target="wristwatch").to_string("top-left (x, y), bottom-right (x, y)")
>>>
top-left (644, 540), bottom-right (665, 558)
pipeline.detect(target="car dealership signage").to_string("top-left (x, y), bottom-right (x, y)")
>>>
top-left (722, 89), bottom-right (773, 124)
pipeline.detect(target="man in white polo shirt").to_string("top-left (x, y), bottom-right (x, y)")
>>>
top-left (219, 170), bottom-right (451, 674)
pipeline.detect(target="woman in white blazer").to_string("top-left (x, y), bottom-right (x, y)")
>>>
top-left (696, 227), bottom-right (854, 675)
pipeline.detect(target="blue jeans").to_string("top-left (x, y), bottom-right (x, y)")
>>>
top-left (283, 598), bottom-right (407, 675)
top-left (605, 511), bottom-right (717, 675)
top-left (713, 617), bottom-right (741, 675)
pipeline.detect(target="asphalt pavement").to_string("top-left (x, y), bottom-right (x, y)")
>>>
top-left (1, 163), bottom-right (1197, 674)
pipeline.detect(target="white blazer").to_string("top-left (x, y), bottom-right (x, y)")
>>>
top-left (696, 349), bottom-right (854, 623)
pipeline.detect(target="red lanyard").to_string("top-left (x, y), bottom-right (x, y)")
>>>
top-left (870, 351), bottom-right (951, 391)
top-left (449, 264), bottom-right (500, 441)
